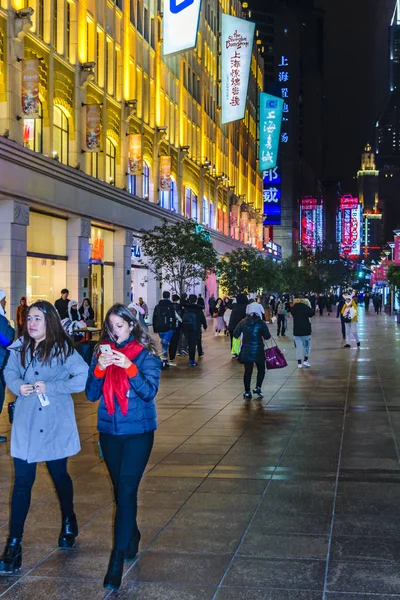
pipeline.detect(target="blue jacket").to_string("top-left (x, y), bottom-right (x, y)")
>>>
top-left (0, 314), bottom-right (15, 408)
top-left (85, 341), bottom-right (161, 435)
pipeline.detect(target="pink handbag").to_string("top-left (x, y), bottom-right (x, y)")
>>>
top-left (265, 338), bottom-right (288, 370)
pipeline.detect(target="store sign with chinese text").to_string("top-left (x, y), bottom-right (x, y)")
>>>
top-left (85, 105), bottom-right (101, 152)
top-left (300, 197), bottom-right (324, 252)
top-left (163, 0), bottom-right (201, 56)
top-left (340, 196), bottom-right (361, 258)
top-left (21, 59), bottom-right (40, 118)
top-left (159, 156), bottom-right (172, 191)
top-left (221, 14), bottom-right (255, 125)
top-left (277, 55), bottom-right (290, 146)
top-left (259, 93), bottom-right (283, 172)
top-left (395, 236), bottom-right (400, 265)
top-left (128, 134), bottom-right (142, 174)
top-left (263, 166), bottom-right (281, 226)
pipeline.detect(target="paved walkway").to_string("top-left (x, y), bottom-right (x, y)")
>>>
top-left (0, 309), bottom-right (400, 599)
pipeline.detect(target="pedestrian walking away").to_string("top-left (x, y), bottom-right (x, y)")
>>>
top-left (0, 300), bottom-right (88, 575)
top-left (0, 289), bottom-right (15, 443)
top-left (233, 302), bottom-right (271, 400)
top-left (85, 303), bottom-right (161, 591)
top-left (15, 297), bottom-right (29, 338)
top-left (213, 298), bottom-right (226, 335)
top-left (208, 294), bottom-right (216, 318)
top-left (228, 293), bottom-right (248, 353)
top-left (168, 294), bottom-right (183, 365)
top-left (342, 295), bottom-right (360, 348)
top-left (276, 297), bottom-right (288, 336)
top-left (336, 293), bottom-right (346, 340)
top-left (181, 294), bottom-right (207, 366)
top-left (152, 291), bottom-right (177, 369)
top-left (290, 296), bottom-right (315, 368)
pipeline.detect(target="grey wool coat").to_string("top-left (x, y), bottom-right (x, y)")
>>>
top-left (5, 340), bottom-right (89, 463)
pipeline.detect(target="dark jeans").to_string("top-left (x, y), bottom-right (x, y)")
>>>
top-left (177, 330), bottom-right (188, 354)
top-left (10, 457), bottom-right (74, 538)
top-left (186, 330), bottom-right (202, 361)
top-left (169, 328), bottom-right (181, 360)
top-left (277, 315), bottom-right (285, 335)
top-left (99, 431), bottom-right (154, 551)
top-left (243, 360), bottom-right (265, 392)
top-left (340, 314), bottom-right (345, 339)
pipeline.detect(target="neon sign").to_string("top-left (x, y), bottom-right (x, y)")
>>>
top-left (340, 196), bottom-right (361, 258)
top-left (259, 93), bottom-right (284, 172)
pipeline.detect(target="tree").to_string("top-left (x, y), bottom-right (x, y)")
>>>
top-left (217, 247), bottom-right (277, 296)
top-left (139, 219), bottom-right (217, 296)
top-left (387, 264), bottom-right (400, 304)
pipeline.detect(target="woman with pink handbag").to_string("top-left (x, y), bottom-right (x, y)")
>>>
top-left (233, 302), bottom-right (271, 400)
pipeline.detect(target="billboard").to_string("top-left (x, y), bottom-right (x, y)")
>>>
top-left (163, 0), bottom-right (202, 56)
top-left (221, 14), bottom-right (255, 125)
top-left (159, 156), bottom-right (172, 191)
top-left (128, 134), bottom-right (142, 174)
top-left (340, 196), bottom-right (361, 258)
top-left (263, 166), bottom-right (281, 226)
top-left (300, 197), bottom-right (324, 252)
top-left (21, 59), bottom-right (40, 118)
top-left (259, 93), bottom-right (284, 172)
top-left (395, 236), bottom-right (400, 265)
top-left (85, 105), bottom-right (101, 152)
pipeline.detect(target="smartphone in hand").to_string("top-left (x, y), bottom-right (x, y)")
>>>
top-left (100, 344), bottom-right (113, 356)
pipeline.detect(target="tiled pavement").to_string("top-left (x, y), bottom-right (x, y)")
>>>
top-left (0, 309), bottom-right (400, 599)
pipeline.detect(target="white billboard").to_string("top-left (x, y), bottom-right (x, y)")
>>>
top-left (221, 14), bottom-right (255, 125)
top-left (163, 0), bottom-right (202, 57)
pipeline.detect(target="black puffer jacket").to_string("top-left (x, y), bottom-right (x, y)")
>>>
top-left (233, 315), bottom-right (271, 363)
top-left (228, 293), bottom-right (248, 333)
top-left (290, 299), bottom-right (315, 336)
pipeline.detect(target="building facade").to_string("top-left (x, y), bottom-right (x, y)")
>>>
top-left (0, 0), bottom-right (268, 322)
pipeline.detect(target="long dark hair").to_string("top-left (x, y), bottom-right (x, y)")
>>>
top-left (21, 301), bottom-right (74, 368)
top-left (100, 303), bottom-right (158, 356)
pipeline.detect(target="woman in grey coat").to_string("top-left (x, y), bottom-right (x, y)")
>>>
top-left (0, 301), bottom-right (88, 575)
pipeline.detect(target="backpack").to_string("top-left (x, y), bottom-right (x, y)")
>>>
top-left (153, 302), bottom-right (176, 333)
top-left (181, 310), bottom-right (197, 332)
top-left (277, 303), bottom-right (287, 316)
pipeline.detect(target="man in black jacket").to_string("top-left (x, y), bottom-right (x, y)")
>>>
top-left (290, 297), bottom-right (315, 369)
top-left (182, 294), bottom-right (207, 366)
top-left (54, 289), bottom-right (69, 321)
top-left (228, 293), bottom-right (248, 353)
top-left (336, 293), bottom-right (346, 340)
top-left (153, 291), bottom-right (177, 370)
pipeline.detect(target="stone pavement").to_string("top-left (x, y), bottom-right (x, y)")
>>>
top-left (0, 309), bottom-right (400, 599)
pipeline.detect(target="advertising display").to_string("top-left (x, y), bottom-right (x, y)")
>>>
top-left (163, 0), bottom-right (202, 56)
top-left (340, 196), bottom-right (361, 258)
top-left (21, 59), bottom-right (40, 118)
top-left (257, 222), bottom-right (263, 250)
top-left (259, 93), bottom-right (284, 172)
top-left (159, 155), bottom-right (172, 191)
top-left (85, 105), bottom-right (101, 152)
top-left (230, 205), bottom-right (239, 238)
top-left (263, 166), bottom-right (281, 226)
top-left (221, 14), bottom-right (255, 125)
top-left (300, 197), bottom-right (324, 252)
top-left (240, 210), bottom-right (249, 244)
top-left (395, 235), bottom-right (400, 265)
top-left (128, 134), bottom-right (142, 174)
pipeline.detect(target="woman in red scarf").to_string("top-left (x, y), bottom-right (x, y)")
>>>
top-left (85, 304), bottom-right (161, 591)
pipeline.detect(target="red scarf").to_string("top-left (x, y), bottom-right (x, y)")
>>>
top-left (102, 340), bottom-right (144, 417)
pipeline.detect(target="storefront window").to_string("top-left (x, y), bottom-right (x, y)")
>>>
top-left (27, 212), bottom-right (67, 256)
top-left (143, 161), bottom-right (149, 198)
top-left (89, 226), bottom-right (114, 325)
top-left (53, 105), bottom-right (69, 165)
top-left (23, 101), bottom-right (43, 153)
top-left (106, 138), bottom-right (116, 185)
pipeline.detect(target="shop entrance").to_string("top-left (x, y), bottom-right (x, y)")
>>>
top-left (89, 263), bottom-right (104, 326)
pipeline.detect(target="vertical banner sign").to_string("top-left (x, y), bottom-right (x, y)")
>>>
top-left (128, 134), bottom-right (142, 174)
top-left (394, 236), bottom-right (400, 265)
top-left (256, 223), bottom-right (263, 250)
top-left (259, 93), bottom-right (284, 172)
top-left (163, 0), bottom-right (202, 56)
top-left (263, 166), bottom-right (281, 226)
top-left (240, 210), bottom-right (249, 243)
top-left (86, 105), bottom-right (101, 152)
top-left (21, 59), bottom-right (40, 118)
top-left (300, 197), bottom-right (318, 251)
top-left (159, 156), bottom-right (172, 191)
top-left (221, 14), bottom-right (255, 125)
top-left (340, 196), bottom-right (360, 257)
top-left (249, 218), bottom-right (257, 244)
top-left (230, 205), bottom-right (239, 238)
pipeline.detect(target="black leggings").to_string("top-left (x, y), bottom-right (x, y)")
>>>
top-left (10, 457), bottom-right (74, 538)
top-left (243, 360), bottom-right (265, 392)
top-left (99, 431), bottom-right (154, 551)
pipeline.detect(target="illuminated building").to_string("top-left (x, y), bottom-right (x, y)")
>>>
top-left (338, 195), bottom-right (362, 259)
top-left (357, 144), bottom-right (382, 260)
top-left (0, 0), bottom-right (267, 320)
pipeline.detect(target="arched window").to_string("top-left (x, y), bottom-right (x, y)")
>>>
top-left (89, 152), bottom-right (99, 178)
top-left (142, 161), bottom-right (150, 198)
top-left (159, 178), bottom-right (175, 211)
top-left (128, 174), bottom-right (137, 195)
top-left (184, 187), bottom-right (197, 220)
top-left (23, 101), bottom-right (43, 153)
top-left (106, 138), bottom-right (116, 185)
top-left (53, 105), bottom-right (69, 165)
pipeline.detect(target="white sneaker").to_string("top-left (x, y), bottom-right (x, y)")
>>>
top-left (168, 362), bottom-right (177, 367)
top-left (297, 363), bottom-right (303, 369)
top-left (303, 360), bottom-right (311, 368)
top-left (215, 332), bottom-right (219, 337)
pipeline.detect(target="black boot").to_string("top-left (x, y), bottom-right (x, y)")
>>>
top-left (125, 531), bottom-right (141, 563)
top-left (104, 549), bottom-right (125, 590)
top-left (0, 537), bottom-right (22, 575)
top-left (58, 514), bottom-right (78, 549)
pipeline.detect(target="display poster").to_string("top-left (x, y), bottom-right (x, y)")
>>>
top-left (128, 134), bottom-right (142, 174)
top-left (86, 104), bottom-right (101, 152)
top-left (159, 155), bottom-right (172, 191)
top-left (21, 59), bottom-right (40, 118)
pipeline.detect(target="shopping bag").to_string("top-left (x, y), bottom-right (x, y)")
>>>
top-left (265, 337), bottom-right (288, 370)
top-left (231, 336), bottom-right (241, 356)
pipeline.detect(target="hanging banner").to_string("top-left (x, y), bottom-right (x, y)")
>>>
top-left (263, 167), bottom-right (281, 226)
top-left (230, 204), bottom-right (239, 228)
top-left (159, 155), bottom-right (172, 191)
top-left (163, 0), bottom-right (201, 56)
top-left (85, 105), bottom-right (101, 152)
top-left (240, 210), bottom-right (249, 233)
top-left (249, 218), bottom-right (257, 239)
top-left (128, 134), bottom-right (142, 174)
top-left (21, 59), bottom-right (40, 118)
top-left (221, 14), bottom-right (255, 125)
top-left (395, 236), bottom-right (400, 266)
top-left (259, 93), bottom-right (284, 172)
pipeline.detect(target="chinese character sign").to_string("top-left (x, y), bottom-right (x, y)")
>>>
top-left (163, 0), bottom-right (202, 56)
top-left (159, 156), bottom-right (172, 191)
top-left (128, 134), bottom-right (142, 174)
top-left (259, 93), bottom-right (283, 172)
top-left (340, 196), bottom-right (361, 258)
top-left (85, 105), bottom-right (101, 152)
top-left (394, 236), bottom-right (400, 265)
top-left (300, 198), bottom-right (324, 252)
top-left (21, 59), bottom-right (40, 118)
top-left (278, 55), bottom-right (290, 145)
top-left (221, 14), bottom-right (255, 125)
top-left (263, 167), bottom-right (281, 226)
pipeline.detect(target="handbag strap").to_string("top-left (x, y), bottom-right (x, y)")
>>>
top-left (264, 335), bottom-right (279, 349)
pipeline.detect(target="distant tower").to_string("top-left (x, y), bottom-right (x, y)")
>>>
top-left (358, 143), bottom-right (379, 211)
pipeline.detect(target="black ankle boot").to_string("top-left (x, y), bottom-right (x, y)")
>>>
top-left (124, 531), bottom-right (141, 562)
top-left (58, 514), bottom-right (78, 549)
top-left (104, 549), bottom-right (125, 590)
top-left (0, 537), bottom-right (22, 575)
